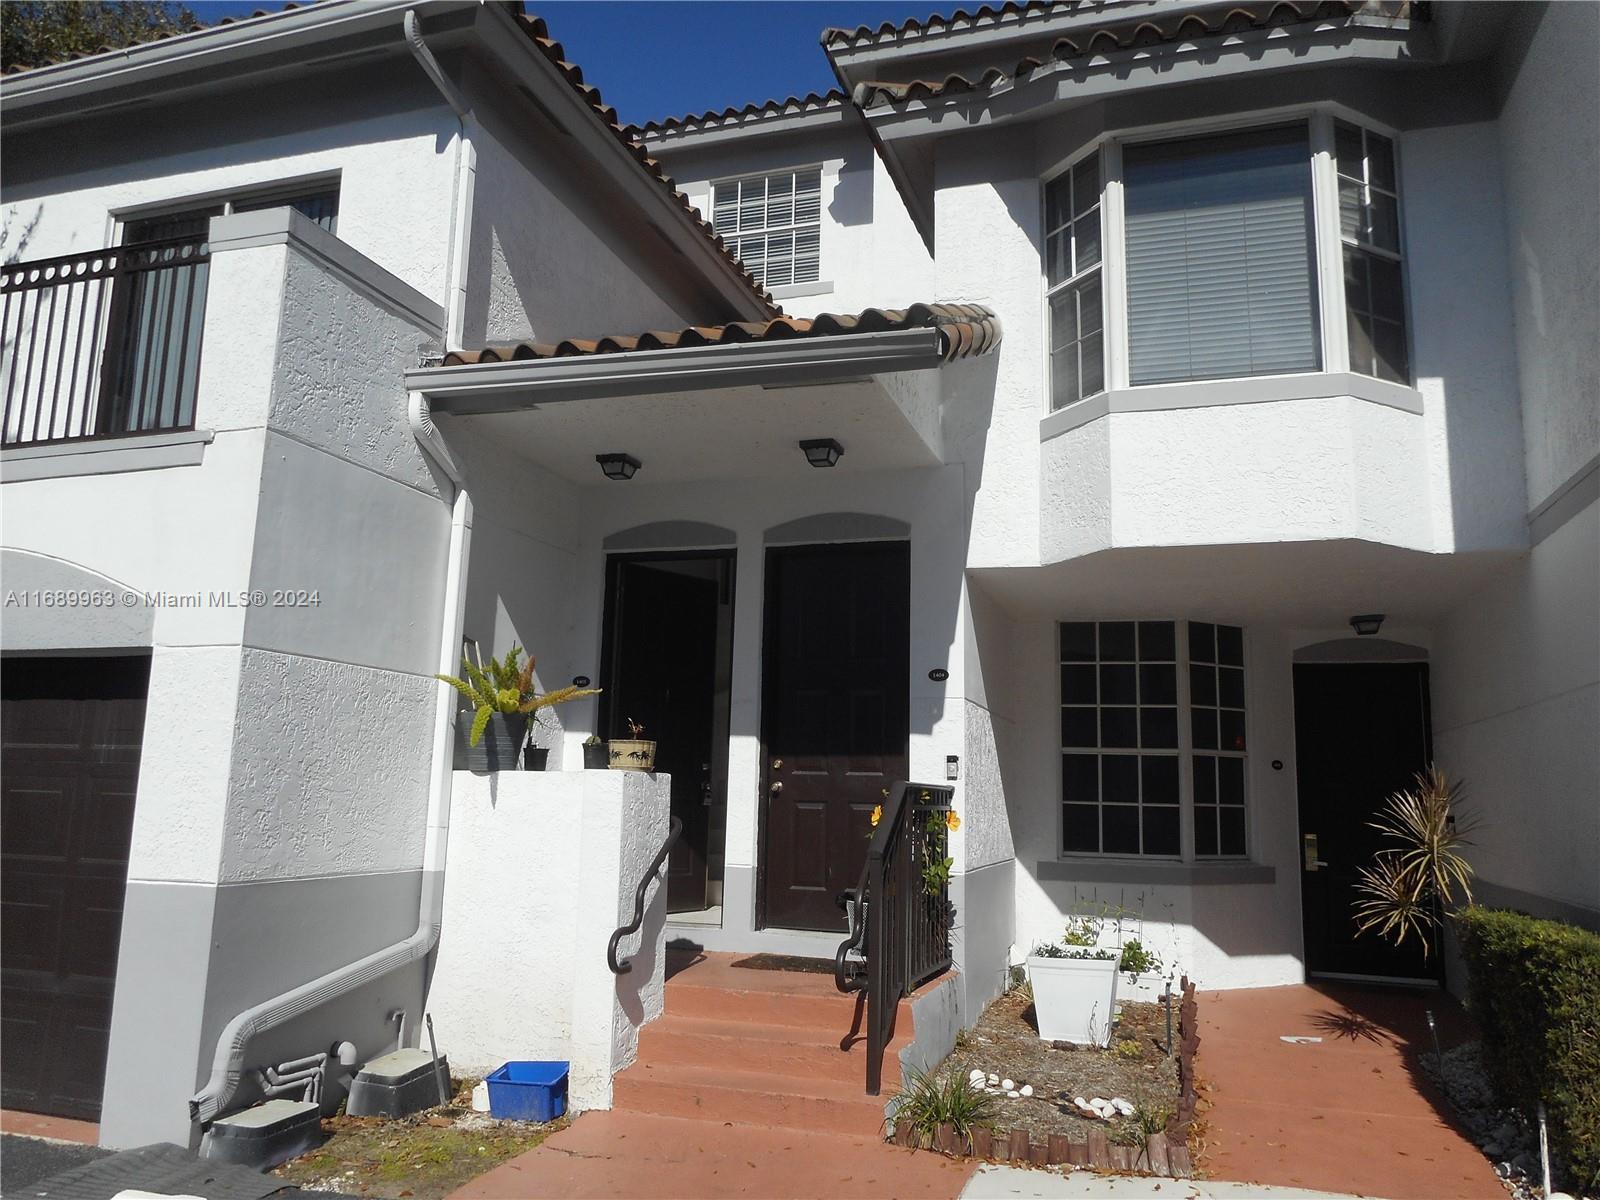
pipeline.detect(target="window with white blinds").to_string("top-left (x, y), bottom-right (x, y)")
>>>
top-left (711, 168), bottom-right (822, 288)
top-left (1123, 125), bottom-right (1320, 386)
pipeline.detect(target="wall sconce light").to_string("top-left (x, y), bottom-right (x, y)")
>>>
top-left (1350, 613), bottom-right (1385, 636)
top-left (799, 438), bottom-right (842, 468)
top-left (595, 453), bottom-right (640, 481)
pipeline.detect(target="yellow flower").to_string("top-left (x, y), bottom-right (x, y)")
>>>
top-left (946, 810), bottom-right (962, 832)
top-left (870, 805), bottom-right (882, 827)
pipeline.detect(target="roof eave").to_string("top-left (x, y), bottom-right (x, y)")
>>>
top-left (632, 101), bottom-right (851, 152)
top-left (405, 326), bottom-right (948, 414)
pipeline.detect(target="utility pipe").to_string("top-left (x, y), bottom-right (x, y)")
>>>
top-left (188, 14), bottom-right (476, 1127)
top-left (403, 7), bottom-right (475, 350)
top-left (191, 396), bottom-right (470, 1127)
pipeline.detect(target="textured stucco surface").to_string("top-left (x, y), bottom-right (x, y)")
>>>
top-left (428, 771), bottom-right (670, 1110)
top-left (1432, 499), bottom-right (1600, 919)
top-left (1495, 1), bottom-right (1600, 510)
top-left (221, 647), bottom-right (433, 883)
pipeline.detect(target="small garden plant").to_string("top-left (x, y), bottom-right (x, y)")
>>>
top-left (1031, 914), bottom-right (1116, 960)
top-left (1118, 939), bottom-right (1163, 977)
top-left (437, 645), bottom-right (599, 746)
top-left (890, 1067), bottom-right (999, 1149)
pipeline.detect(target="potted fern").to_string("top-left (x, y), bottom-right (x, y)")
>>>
top-left (1027, 913), bottom-right (1120, 1046)
top-left (608, 717), bottom-right (655, 772)
top-left (437, 646), bottom-right (599, 774)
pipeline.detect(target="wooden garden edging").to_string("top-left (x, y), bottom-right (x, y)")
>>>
top-left (889, 977), bottom-right (1201, 1179)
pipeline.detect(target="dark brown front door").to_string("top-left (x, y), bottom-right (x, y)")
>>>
top-left (760, 542), bottom-right (910, 931)
top-left (1293, 661), bottom-right (1434, 981)
top-left (601, 554), bottom-right (733, 912)
top-left (2, 655), bottom-right (148, 1120)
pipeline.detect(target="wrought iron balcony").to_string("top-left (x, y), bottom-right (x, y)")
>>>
top-left (2, 234), bottom-right (211, 447)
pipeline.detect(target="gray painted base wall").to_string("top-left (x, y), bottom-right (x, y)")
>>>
top-left (102, 870), bottom-right (429, 1149)
top-left (950, 859), bottom-right (1015, 1026)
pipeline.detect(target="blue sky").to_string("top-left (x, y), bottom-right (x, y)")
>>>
top-left (190, 1), bottom-right (938, 127)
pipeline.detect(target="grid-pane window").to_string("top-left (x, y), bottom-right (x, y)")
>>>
top-left (1189, 621), bottom-right (1248, 857)
top-left (711, 168), bottom-right (822, 288)
top-left (1060, 621), bottom-right (1180, 856)
top-left (1335, 121), bottom-right (1408, 383)
top-left (1045, 153), bottom-right (1104, 409)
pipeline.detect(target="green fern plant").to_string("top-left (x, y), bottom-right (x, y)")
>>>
top-left (437, 645), bottom-right (600, 746)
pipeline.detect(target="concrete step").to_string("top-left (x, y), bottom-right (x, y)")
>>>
top-left (636, 1014), bottom-right (911, 1083)
top-left (664, 978), bottom-right (916, 1034)
top-left (612, 1060), bottom-right (889, 1138)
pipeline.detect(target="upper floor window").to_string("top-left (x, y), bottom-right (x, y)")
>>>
top-left (1124, 125), bottom-right (1319, 386)
top-left (712, 168), bottom-right (821, 288)
top-left (1045, 154), bottom-right (1104, 409)
top-left (124, 182), bottom-right (340, 243)
top-left (1044, 114), bottom-right (1410, 411)
top-left (1335, 121), bottom-right (1408, 383)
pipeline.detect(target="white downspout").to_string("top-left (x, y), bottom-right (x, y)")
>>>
top-left (188, 12), bottom-right (477, 1129)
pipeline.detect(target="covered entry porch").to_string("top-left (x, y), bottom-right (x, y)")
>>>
top-left (404, 304), bottom-right (997, 956)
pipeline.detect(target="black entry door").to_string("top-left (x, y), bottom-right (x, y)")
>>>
top-left (1293, 661), bottom-right (1434, 981)
top-left (602, 555), bottom-right (731, 912)
top-left (761, 542), bottom-right (910, 931)
top-left (2, 655), bottom-right (148, 1120)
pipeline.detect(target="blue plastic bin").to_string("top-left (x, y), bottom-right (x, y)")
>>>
top-left (485, 1060), bottom-right (568, 1122)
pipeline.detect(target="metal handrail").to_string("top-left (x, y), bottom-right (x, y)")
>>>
top-left (607, 815), bottom-right (682, 975)
top-left (834, 781), bottom-right (954, 1095)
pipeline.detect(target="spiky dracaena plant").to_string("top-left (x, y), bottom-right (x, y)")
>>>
top-left (1353, 766), bottom-right (1477, 957)
top-left (437, 645), bottom-right (600, 746)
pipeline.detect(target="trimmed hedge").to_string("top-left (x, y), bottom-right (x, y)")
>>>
top-left (1456, 906), bottom-right (1600, 1192)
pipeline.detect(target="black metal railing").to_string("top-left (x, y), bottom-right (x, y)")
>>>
top-left (834, 781), bottom-right (954, 1095)
top-left (2, 235), bottom-right (211, 447)
top-left (608, 816), bottom-right (682, 975)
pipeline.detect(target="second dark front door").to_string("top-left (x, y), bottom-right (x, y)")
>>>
top-left (761, 541), bottom-right (910, 931)
top-left (1293, 661), bottom-right (1435, 981)
top-left (2, 655), bottom-right (148, 1121)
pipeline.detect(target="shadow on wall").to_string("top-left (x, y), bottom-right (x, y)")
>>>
top-left (616, 867), bottom-right (669, 1030)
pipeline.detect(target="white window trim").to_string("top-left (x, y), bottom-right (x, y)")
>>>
top-left (1055, 619), bottom-right (1255, 866)
top-left (1040, 102), bottom-right (1416, 418)
top-left (1041, 144), bottom-right (1106, 410)
top-left (108, 171), bottom-right (343, 245)
top-left (709, 163), bottom-right (826, 291)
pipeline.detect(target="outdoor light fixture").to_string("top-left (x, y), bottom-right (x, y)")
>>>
top-left (1350, 614), bottom-right (1385, 636)
top-left (595, 453), bottom-right (640, 481)
top-left (799, 438), bottom-right (842, 468)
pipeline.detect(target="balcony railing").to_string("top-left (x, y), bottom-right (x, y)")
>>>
top-left (2, 234), bottom-right (211, 447)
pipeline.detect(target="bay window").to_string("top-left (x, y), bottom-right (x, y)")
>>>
top-left (1044, 110), bottom-right (1411, 411)
top-left (1060, 620), bottom-right (1249, 860)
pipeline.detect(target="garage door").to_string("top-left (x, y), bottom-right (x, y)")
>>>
top-left (2, 655), bottom-right (148, 1121)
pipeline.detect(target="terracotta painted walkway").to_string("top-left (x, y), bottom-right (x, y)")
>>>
top-left (1196, 983), bottom-right (1503, 1200)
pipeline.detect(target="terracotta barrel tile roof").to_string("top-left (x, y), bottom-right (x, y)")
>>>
top-left (626, 91), bottom-right (848, 140)
top-left (441, 302), bottom-right (1001, 366)
top-left (838, 1), bottom-right (1422, 107)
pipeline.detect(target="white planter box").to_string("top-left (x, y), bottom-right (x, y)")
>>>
top-left (1117, 972), bottom-right (1171, 1004)
top-left (1027, 955), bottom-right (1120, 1046)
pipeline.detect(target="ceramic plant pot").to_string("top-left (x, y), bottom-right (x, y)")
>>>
top-left (456, 712), bottom-right (528, 775)
top-left (1027, 955), bottom-right (1120, 1046)
top-left (607, 738), bottom-right (656, 772)
top-left (522, 746), bottom-right (550, 771)
top-left (582, 742), bottom-right (609, 769)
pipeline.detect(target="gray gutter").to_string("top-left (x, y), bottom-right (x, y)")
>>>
top-left (0, 0), bottom-right (459, 120)
top-left (404, 327), bottom-right (946, 414)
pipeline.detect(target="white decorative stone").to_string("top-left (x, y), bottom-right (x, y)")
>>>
top-left (988, 1073), bottom-right (1000, 1085)
top-left (1007, 1090), bottom-right (1021, 1098)
top-left (1020, 1084), bottom-right (1034, 1097)
top-left (1001, 1078), bottom-right (1015, 1091)
top-left (969, 1068), bottom-right (986, 1083)
top-left (1111, 1098), bottom-right (1135, 1116)
top-left (471, 1080), bottom-right (490, 1112)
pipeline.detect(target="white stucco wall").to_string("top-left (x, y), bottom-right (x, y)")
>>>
top-left (1431, 500), bottom-right (1600, 923)
top-left (428, 769), bottom-right (671, 1110)
top-left (646, 121), bottom-right (934, 319)
top-left (1495, 1), bottom-right (1600, 511)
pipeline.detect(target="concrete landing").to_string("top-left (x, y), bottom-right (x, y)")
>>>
top-left (1196, 983), bottom-right (1502, 1200)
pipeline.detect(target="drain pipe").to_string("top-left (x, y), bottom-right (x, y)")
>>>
top-left (403, 7), bottom-right (475, 349)
top-left (190, 402), bottom-right (470, 1127)
top-left (188, 15), bottom-right (478, 1130)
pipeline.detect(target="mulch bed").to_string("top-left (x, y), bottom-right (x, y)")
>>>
top-left (893, 978), bottom-right (1201, 1177)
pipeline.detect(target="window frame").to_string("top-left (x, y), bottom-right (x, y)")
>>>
top-left (1056, 619), bottom-right (1253, 864)
top-left (709, 164), bottom-right (825, 291)
top-left (1039, 103), bottom-right (1413, 414)
top-left (110, 173), bottom-right (343, 245)
top-left (1041, 144), bottom-right (1107, 410)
